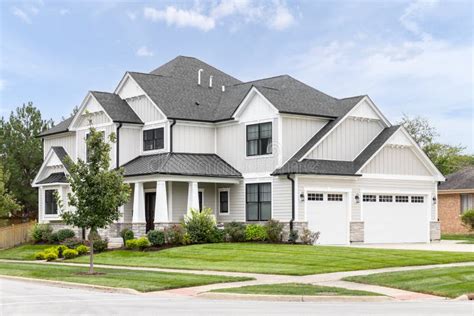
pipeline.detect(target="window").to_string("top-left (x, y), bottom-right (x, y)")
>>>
top-left (246, 183), bottom-right (271, 221)
top-left (363, 195), bottom-right (376, 202)
top-left (461, 194), bottom-right (474, 214)
top-left (395, 196), bottom-right (409, 203)
top-left (218, 189), bottom-right (230, 214)
top-left (246, 122), bottom-right (272, 156)
top-left (379, 195), bottom-right (393, 202)
top-left (85, 131), bottom-right (105, 162)
top-left (411, 196), bottom-right (424, 203)
top-left (308, 193), bottom-right (323, 201)
top-left (143, 128), bottom-right (164, 151)
top-left (45, 190), bottom-right (58, 215)
top-left (198, 189), bottom-right (204, 211)
top-left (328, 194), bottom-right (343, 201)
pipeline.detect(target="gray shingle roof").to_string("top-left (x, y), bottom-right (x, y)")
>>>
top-left (51, 146), bottom-right (71, 172)
top-left (439, 167), bottom-right (474, 191)
top-left (36, 172), bottom-right (68, 184)
top-left (38, 116), bottom-right (73, 137)
top-left (122, 153), bottom-right (242, 178)
top-left (90, 91), bottom-right (143, 124)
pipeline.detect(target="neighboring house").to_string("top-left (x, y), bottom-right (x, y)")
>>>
top-left (32, 56), bottom-right (445, 244)
top-left (438, 167), bottom-right (474, 234)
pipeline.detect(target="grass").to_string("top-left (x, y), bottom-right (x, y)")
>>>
top-left (63, 243), bottom-right (474, 276)
top-left (442, 234), bottom-right (474, 244)
top-left (213, 283), bottom-right (381, 296)
top-left (344, 266), bottom-right (474, 298)
top-left (0, 244), bottom-right (51, 260)
top-left (0, 262), bottom-right (251, 292)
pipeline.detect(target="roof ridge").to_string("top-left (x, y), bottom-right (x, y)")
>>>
top-left (231, 74), bottom-right (289, 86)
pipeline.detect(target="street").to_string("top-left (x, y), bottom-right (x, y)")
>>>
top-left (1, 278), bottom-right (473, 316)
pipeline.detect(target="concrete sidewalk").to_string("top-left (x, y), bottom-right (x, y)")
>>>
top-left (346, 240), bottom-right (473, 252)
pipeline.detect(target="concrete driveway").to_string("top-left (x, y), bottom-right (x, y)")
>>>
top-left (347, 240), bottom-right (473, 252)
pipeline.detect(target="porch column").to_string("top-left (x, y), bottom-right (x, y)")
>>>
top-left (132, 182), bottom-right (145, 223)
top-left (187, 181), bottom-right (199, 216)
top-left (154, 180), bottom-right (168, 223)
top-left (118, 205), bottom-right (125, 223)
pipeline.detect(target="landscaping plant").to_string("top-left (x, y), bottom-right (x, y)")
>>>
top-left (223, 222), bottom-right (246, 242)
top-left (300, 228), bottom-right (320, 245)
top-left (31, 224), bottom-right (53, 243)
top-left (56, 229), bottom-right (76, 242)
top-left (147, 230), bottom-right (165, 247)
top-left (288, 230), bottom-right (299, 244)
top-left (126, 237), bottom-right (150, 251)
top-left (183, 208), bottom-right (219, 244)
top-left (61, 237), bottom-right (83, 249)
top-left (461, 210), bottom-right (474, 231)
top-left (63, 249), bottom-right (79, 259)
top-left (120, 228), bottom-right (134, 246)
top-left (56, 245), bottom-right (68, 258)
top-left (265, 219), bottom-right (284, 243)
top-left (44, 252), bottom-right (58, 261)
top-left (245, 224), bottom-right (267, 241)
top-left (164, 224), bottom-right (186, 245)
top-left (76, 245), bottom-right (89, 255)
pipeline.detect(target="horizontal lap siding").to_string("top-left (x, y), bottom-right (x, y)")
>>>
top-left (216, 183), bottom-right (245, 222)
top-left (272, 177), bottom-right (292, 221)
top-left (44, 133), bottom-right (76, 159)
top-left (198, 183), bottom-right (216, 211)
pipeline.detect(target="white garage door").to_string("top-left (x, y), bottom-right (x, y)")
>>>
top-left (363, 194), bottom-right (430, 243)
top-left (306, 192), bottom-right (349, 245)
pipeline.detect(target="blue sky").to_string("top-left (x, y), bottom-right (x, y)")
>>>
top-left (1, 0), bottom-right (472, 152)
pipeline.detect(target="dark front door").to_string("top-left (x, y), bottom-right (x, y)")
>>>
top-left (145, 192), bottom-right (156, 232)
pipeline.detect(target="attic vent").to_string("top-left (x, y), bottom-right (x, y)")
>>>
top-left (198, 69), bottom-right (203, 85)
top-left (209, 75), bottom-right (213, 88)
top-left (221, 85), bottom-right (225, 92)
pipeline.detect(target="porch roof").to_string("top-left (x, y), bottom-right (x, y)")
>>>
top-left (121, 153), bottom-right (242, 178)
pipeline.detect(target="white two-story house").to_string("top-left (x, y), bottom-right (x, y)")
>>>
top-left (33, 56), bottom-right (444, 244)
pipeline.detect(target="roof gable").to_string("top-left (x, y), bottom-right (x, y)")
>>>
top-left (33, 147), bottom-right (71, 186)
top-left (439, 167), bottom-right (474, 191)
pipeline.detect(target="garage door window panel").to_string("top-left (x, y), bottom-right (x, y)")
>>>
top-left (411, 196), bottom-right (424, 203)
top-left (363, 195), bottom-right (376, 202)
top-left (308, 193), bottom-right (323, 201)
top-left (379, 195), bottom-right (393, 202)
top-left (395, 196), bottom-right (409, 203)
top-left (328, 194), bottom-right (343, 201)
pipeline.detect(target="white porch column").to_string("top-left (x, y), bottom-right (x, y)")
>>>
top-left (187, 181), bottom-right (199, 216)
top-left (154, 180), bottom-right (168, 223)
top-left (118, 205), bottom-right (125, 223)
top-left (38, 187), bottom-right (44, 223)
top-left (132, 182), bottom-right (145, 223)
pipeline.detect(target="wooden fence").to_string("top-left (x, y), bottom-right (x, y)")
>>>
top-left (0, 221), bottom-right (36, 249)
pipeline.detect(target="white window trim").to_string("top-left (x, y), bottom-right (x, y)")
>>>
top-left (140, 123), bottom-right (168, 155)
top-left (244, 180), bottom-right (273, 221)
top-left (244, 119), bottom-right (274, 159)
top-left (218, 188), bottom-right (230, 215)
top-left (43, 187), bottom-right (60, 219)
top-left (198, 188), bottom-right (205, 210)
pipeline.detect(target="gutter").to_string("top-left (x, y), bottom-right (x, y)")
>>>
top-left (169, 119), bottom-right (177, 152)
top-left (286, 174), bottom-right (295, 235)
top-left (116, 123), bottom-right (123, 168)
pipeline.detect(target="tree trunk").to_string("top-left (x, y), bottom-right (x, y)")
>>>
top-left (89, 238), bottom-right (94, 274)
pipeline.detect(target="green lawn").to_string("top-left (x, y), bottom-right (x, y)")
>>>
top-left (442, 234), bottom-right (474, 244)
top-left (344, 266), bottom-right (474, 298)
top-left (0, 244), bottom-right (52, 260)
top-left (213, 283), bottom-right (381, 296)
top-left (64, 243), bottom-right (474, 276)
top-left (0, 262), bottom-right (251, 292)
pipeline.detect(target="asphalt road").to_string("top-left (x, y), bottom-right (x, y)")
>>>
top-left (1, 278), bottom-right (473, 316)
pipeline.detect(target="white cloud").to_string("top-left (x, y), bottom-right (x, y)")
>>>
top-left (144, 6), bottom-right (215, 31)
top-left (59, 9), bottom-right (70, 16)
top-left (268, 2), bottom-right (295, 30)
top-left (126, 11), bottom-right (137, 20)
top-left (136, 46), bottom-right (154, 57)
top-left (12, 7), bottom-right (32, 24)
top-left (400, 0), bottom-right (439, 40)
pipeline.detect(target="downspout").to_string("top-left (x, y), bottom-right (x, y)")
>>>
top-left (116, 123), bottom-right (122, 169)
top-left (169, 119), bottom-right (177, 152)
top-left (286, 174), bottom-right (295, 234)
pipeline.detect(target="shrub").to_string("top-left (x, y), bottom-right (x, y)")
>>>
top-left (126, 239), bottom-right (138, 249)
top-left (164, 224), bottom-right (186, 245)
top-left (245, 224), bottom-right (267, 242)
top-left (147, 230), bottom-right (165, 247)
top-left (288, 230), bottom-right (299, 244)
top-left (45, 252), bottom-right (58, 261)
top-left (300, 228), bottom-right (320, 245)
top-left (56, 229), bottom-right (75, 242)
top-left (63, 249), bottom-right (79, 259)
top-left (44, 247), bottom-right (59, 256)
top-left (210, 227), bottom-right (225, 243)
top-left (223, 222), bottom-right (246, 242)
top-left (48, 232), bottom-right (59, 244)
top-left (461, 210), bottom-right (474, 231)
top-left (92, 238), bottom-right (108, 253)
top-left (76, 245), bottom-right (89, 255)
top-left (31, 224), bottom-right (53, 243)
top-left (120, 228), bottom-right (134, 246)
top-left (183, 208), bottom-right (218, 244)
top-left (136, 237), bottom-right (151, 250)
top-left (265, 219), bottom-right (284, 243)
top-left (62, 237), bottom-right (83, 249)
top-left (57, 245), bottom-right (68, 258)
top-left (35, 252), bottom-right (46, 260)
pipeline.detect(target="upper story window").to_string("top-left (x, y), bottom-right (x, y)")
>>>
top-left (45, 189), bottom-right (58, 215)
top-left (246, 122), bottom-right (272, 157)
top-left (143, 128), bottom-right (164, 151)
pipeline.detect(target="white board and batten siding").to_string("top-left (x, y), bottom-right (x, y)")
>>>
top-left (119, 126), bottom-right (141, 165)
top-left (76, 124), bottom-right (117, 167)
top-left (307, 117), bottom-right (383, 161)
top-left (43, 133), bottom-right (76, 160)
top-left (126, 95), bottom-right (164, 123)
top-left (173, 123), bottom-right (216, 153)
top-left (362, 146), bottom-right (431, 176)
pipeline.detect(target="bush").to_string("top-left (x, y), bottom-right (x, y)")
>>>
top-left (47, 232), bottom-right (59, 244)
top-left (245, 224), bottom-right (267, 242)
top-left (120, 228), bottom-right (134, 246)
top-left (147, 230), bottom-right (165, 247)
top-left (164, 224), bottom-right (186, 245)
top-left (300, 228), bottom-right (320, 245)
top-left (288, 230), bottom-right (299, 244)
top-left (76, 245), bottom-right (89, 255)
top-left (461, 210), bottom-right (474, 231)
top-left (31, 224), bottom-right (53, 243)
top-left (62, 237), bottom-right (83, 249)
top-left (223, 222), bottom-right (246, 242)
top-left (183, 208), bottom-right (218, 244)
top-left (44, 247), bottom-right (59, 256)
top-left (126, 237), bottom-right (150, 250)
top-left (35, 252), bottom-right (46, 260)
top-left (62, 249), bottom-right (79, 259)
top-left (56, 229), bottom-right (75, 242)
top-left (265, 220), bottom-right (284, 243)
top-left (210, 227), bottom-right (225, 243)
top-left (125, 239), bottom-right (138, 249)
top-left (92, 238), bottom-right (108, 253)
top-left (45, 252), bottom-right (58, 261)
top-left (57, 245), bottom-right (68, 258)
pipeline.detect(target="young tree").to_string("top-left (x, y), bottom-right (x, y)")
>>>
top-left (0, 102), bottom-right (52, 216)
top-left (0, 163), bottom-right (22, 217)
top-left (60, 127), bottom-right (130, 274)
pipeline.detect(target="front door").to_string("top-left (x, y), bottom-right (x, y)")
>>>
top-left (145, 192), bottom-right (156, 232)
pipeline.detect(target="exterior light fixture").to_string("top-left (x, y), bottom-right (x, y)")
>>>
top-left (300, 193), bottom-right (305, 202)
top-left (432, 197), bottom-right (437, 205)
top-left (355, 194), bottom-right (360, 204)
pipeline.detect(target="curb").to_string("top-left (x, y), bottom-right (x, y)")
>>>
top-left (0, 275), bottom-right (139, 295)
top-left (198, 292), bottom-right (392, 302)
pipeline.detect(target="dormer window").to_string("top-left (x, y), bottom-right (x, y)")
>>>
top-left (143, 128), bottom-right (164, 151)
top-left (246, 122), bottom-right (272, 157)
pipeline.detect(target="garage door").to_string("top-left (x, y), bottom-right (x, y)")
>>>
top-left (363, 194), bottom-right (429, 243)
top-left (306, 192), bottom-right (349, 245)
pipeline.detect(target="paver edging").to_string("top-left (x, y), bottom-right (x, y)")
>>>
top-left (199, 292), bottom-right (392, 302)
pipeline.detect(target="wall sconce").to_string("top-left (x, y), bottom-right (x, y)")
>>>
top-left (300, 193), bottom-right (305, 202)
top-left (355, 194), bottom-right (360, 204)
top-left (432, 197), bottom-right (437, 205)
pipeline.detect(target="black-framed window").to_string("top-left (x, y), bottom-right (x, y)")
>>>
top-left (143, 128), bottom-right (164, 151)
top-left (86, 131), bottom-right (105, 163)
top-left (246, 122), bottom-right (272, 156)
top-left (246, 183), bottom-right (271, 221)
top-left (219, 190), bottom-right (229, 214)
top-left (45, 190), bottom-right (58, 215)
top-left (198, 190), bottom-right (203, 211)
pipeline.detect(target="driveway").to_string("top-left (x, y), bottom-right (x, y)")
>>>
top-left (1, 278), bottom-right (473, 316)
top-left (346, 240), bottom-right (473, 252)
